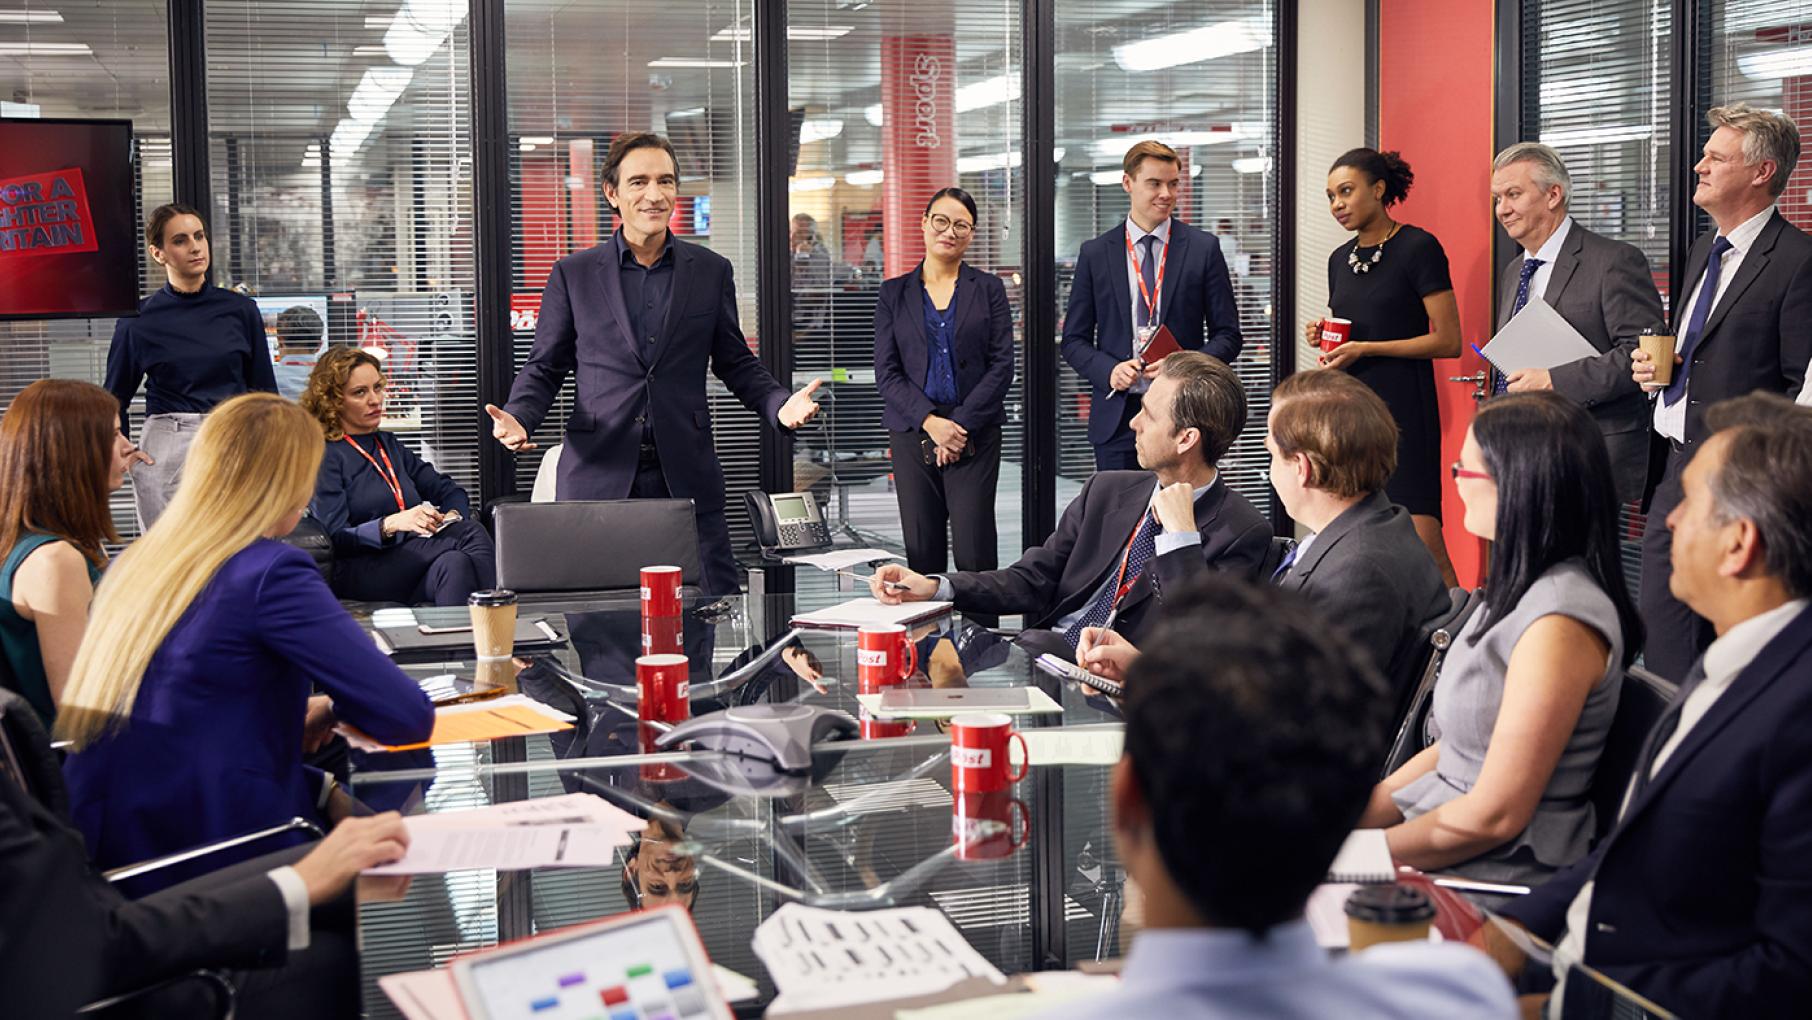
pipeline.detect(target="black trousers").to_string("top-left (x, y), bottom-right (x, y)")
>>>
top-left (890, 423), bottom-right (1001, 577)
top-left (631, 446), bottom-right (739, 597)
top-left (1091, 394), bottom-right (1141, 471)
top-left (333, 518), bottom-right (497, 606)
top-left (1638, 446), bottom-right (1714, 682)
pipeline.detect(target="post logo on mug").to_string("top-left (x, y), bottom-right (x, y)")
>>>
top-left (948, 713), bottom-right (1028, 794)
top-left (857, 624), bottom-right (917, 690)
top-left (950, 745), bottom-right (993, 770)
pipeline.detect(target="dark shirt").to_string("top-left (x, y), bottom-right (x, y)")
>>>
top-left (616, 231), bottom-right (676, 443)
top-left (103, 283), bottom-right (278, 438)
top-left (921, 280), bottom-right (960, 406)
top-left (310, 432), bottom-right (474, 557)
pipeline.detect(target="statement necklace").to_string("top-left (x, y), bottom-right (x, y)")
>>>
top-left (1347, 222), bottom-right (1402, 275)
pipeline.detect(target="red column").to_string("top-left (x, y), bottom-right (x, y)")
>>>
top-left (880, 34), bottom-right (957, 278)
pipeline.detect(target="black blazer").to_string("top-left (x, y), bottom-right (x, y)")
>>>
top-left (873, 263), bottom-right (1016, 433)
top-left (1495, 223), bottom-right (1665, 503)
top-left (1059, 219), bottom-right (1242, 446)
top-left (309, 433), bottom-right (474, 557)
top-left (1502, 604), bottom-right (1812, 1018)
top-left (1277, 491), bottom-right (1449, 690)
top-left (946, 470), bottom-right (1269, 643)
top-left (1665, 211), bottom-right (1812, 452)
top-left (501, 234), bottom-right (791, 512)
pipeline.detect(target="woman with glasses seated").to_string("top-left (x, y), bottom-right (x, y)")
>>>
top-left (874, 188), bottom-right (1015, 598)
top-left (1359, 391), bottom-right (1642, 890)
top-left (301, 346), bottom-right (495, 606)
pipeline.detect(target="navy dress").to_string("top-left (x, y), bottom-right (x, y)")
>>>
top-left (310, 432), bottom-right (496, 606)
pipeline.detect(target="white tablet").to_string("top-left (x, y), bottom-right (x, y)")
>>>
top-left (450, 905), bottom-right (731, 1020)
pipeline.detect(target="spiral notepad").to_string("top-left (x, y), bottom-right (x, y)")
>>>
top-left (1326, 829), bottom-right (1395, 883)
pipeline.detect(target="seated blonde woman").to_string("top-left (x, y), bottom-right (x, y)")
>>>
top-left (57, 394), bottom-right (433, 894)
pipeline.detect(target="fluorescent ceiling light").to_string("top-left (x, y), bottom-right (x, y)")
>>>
top-left (364, 15), bottom-right (393, 29)
top-left (958, 151), bottom-right (1022, 173)
top-left (789, 176), bottom-right (838, 192)
top-left (403, 0), bottom-right (463, 34)
top-left (1539, 124), bottom-right (1654, 147)
top-left (1739, 47), bottom-right (1812, 80)
top-left (0, 42), bottom-right (91, 56)
top-left (647, 58), bottom-right (744, 68)
top-left (668, 107), bottom-right (705, 119)
top-left (0, 10), bottom-right (64, 23)
top-left (1190, 162), bottom-right (1203, 176)
top-left (799, 118), bottom-right (844, 144)
top-left (711, 22), bottom-right (853, 42)
top-left (1089, 125), bottom-right (1261, 157)
top-left (844, 169), bottom-right (883, 186)
top-left (352, 45), bottom-right (388, 56)
top-left (520, 135), bottom-right (554, 145)
top-left (1113, 19), bottom-right (1272, 72)
top-left (956, 74), bottom-right (1020, 112)
top-left (331, 117), bottom-right (377, 156)
top-left (864, 104), bottom-right (883, 127)
top-left (519, 142), bottom-right (538, 152)
top-left (1088, 169), bottom-right (1121, 186)
top-left (347, 66), bottom-right (412, 122)
top-left (1231, 156), bottom-right (1270, 174)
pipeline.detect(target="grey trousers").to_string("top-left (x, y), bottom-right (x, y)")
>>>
top-left (132, 412), bottom-right (206, 531)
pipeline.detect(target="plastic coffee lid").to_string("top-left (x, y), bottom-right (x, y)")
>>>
top-left (1343, 883), bottom-right (1436, 924)
top-left (467, 589), bottom-right (518, 606)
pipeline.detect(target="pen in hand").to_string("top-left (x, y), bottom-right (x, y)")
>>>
top-left (839, 569), bottom-right (912, 593)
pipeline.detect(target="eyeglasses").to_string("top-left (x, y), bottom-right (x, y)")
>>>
top-left (927, 214), bottom-right (974, 237)
top-left (1450, 462), bottom-right (1493, 482)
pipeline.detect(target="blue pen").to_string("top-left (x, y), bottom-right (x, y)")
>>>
top-left (1469, 342), bottom-right (1498, 369)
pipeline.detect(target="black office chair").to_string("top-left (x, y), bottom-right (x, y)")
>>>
top-left (277, 514), bottom-right (335, 585)
top-left (493, 499), bottom-right (703, 600)
top-left (1587, 665), bottom-right (1676, 843)
top-left (1379, 586), bottom-right (1483, 778)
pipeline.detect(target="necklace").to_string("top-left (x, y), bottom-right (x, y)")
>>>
top-left (1347, 222), bottom-right (1402, 275)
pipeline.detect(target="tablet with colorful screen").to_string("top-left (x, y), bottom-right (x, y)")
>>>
top-left (450, 906), bottom-right (730, 1020)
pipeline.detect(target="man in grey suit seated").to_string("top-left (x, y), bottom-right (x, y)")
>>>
top-left (1489, 141), bottom-right (1666, 504)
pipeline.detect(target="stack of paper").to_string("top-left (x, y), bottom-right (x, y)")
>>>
top-left (365, 793), bottom-right (643, 875)
top-left (782, 547), bottom-right (901, 571)
top-left (755, 903), bottom-right (1005, 1014)
top-left (337, 694), bottom-right (574, 752)
top-left (1325, 829), bottom-right (1395, 883)
top-left (790, 597), bottom-right (953, 630)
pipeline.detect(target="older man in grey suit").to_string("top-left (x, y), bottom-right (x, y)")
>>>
top-left (1489, 142), bottom-right (1666, 503)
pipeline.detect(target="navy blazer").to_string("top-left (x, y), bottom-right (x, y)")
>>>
top-left (873, 263), bottom-right (1016, 433)
top-left (502, 234), bottom-right (791, 512)
top-left (1502, 604), bottom-right (1812, 1018)
top-left (61, 540), bottom-right (434, 895)
top-left (310, 433), bottom-right (474, 557)
top-left (1060, 219), bottom-right (1242, 445)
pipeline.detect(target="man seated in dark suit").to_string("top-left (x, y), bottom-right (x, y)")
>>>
top-left (1491, 394), bottom-right (1812, 1018)
top-left (0, 687), bottom-right (410, 1018)
top-left (871, 352), bottom-right (1270, 648)
top-left (1489, 141), bottom-right (1665, 504)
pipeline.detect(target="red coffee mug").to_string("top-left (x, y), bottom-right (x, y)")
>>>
top-left (1319, 317), bottom-right (1353, 353)
top-left (859, 706), bottom-right (916, 740)
top-left (638, 721), bottom-right (684, 783)
top-left (857, 624), bottom-right (918, 689)
top-left (948, 713), bottom-right (1029, 794)
top-left (642, 614), bottom-right (683, 656)
top-left (635, 653), bottom-right (691, 723)
top-left (640, 565), bottom-right (683, 617)
top-left (952, 791), bottom-right (1029, 861)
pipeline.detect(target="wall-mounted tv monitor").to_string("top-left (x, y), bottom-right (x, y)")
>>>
top-left (0, 118), bottom-right (140, 321)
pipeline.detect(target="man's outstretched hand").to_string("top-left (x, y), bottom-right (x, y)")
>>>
top-left (485, 404), bottom-right (536, 451)
top-left (780, 378), bottom-right (825, 429)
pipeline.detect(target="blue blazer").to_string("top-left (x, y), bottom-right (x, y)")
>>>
top-left (1502, 604), bottom-right (1812, 1018)
top-left (873, 263), bottom-right (1016, 433)
top-left (502, 235), bottom-right (791, 512)
top-left (61, 540), bottom-right (434, 895)
top-left (310, 433), bottom-right (474, 557)
top-left (1059, 219), bottom-right (1242, 445)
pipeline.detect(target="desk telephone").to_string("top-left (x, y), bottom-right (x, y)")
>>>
top-left (743, 490), bottom-right (832, 552)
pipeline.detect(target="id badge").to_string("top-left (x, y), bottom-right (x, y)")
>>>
top-left (1135, 324), bottom-right (1158, 356)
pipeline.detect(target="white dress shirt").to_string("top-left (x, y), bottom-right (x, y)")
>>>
top-left (1124, 216), bottom-right (1173, 396)
top-left (266, 865), bottom-right (313, 950)
top-left (1653, 205), bottom-right (1777, 442)
top-left (1553, 597), bottom-right (1809, 992)
top-left (1798, 359), bottom-right (1812, 406)
top-left (1522, 215), bottom-right (1573, 303)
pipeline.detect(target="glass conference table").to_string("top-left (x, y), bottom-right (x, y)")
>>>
top-left (347, 593), bottom-right (1129, 1018)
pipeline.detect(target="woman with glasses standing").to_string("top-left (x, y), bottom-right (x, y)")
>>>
top-left (105, 203), bottom-right (277, 530)
top-left (874, 188), bottom-right (1016, 594)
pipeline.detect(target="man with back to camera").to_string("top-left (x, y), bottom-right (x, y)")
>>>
top-left (871, 352), bottom-right (1270, 650)
top-left (1028, 575), bottom-right (1516, 1019)
top-left (1488, 141), bottom-right (1666, 504)
top-left (486, 132), bottom-right (825, 596)
top-left (1061, 140), bottom-right (1242, 471)
top-left (1629, 103), bottom-right (1812, 682)
top-left (270, 305), bottom-right (326, 401)
top-left (1492, 394), bottom-right (1812, 1019)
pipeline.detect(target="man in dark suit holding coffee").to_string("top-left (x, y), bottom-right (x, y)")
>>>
top-left (1489, 142), bottom-right (1665, 504)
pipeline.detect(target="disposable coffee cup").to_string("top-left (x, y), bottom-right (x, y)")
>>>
top-left (467, 589), bottom-right (518, 660)
top-left (1344, 884), bottom-right (1436, 950)
top-left (1638, 333), bottom-right (1676, 388)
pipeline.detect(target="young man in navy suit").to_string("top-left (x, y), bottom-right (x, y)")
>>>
top-left (1061, 140), bottom-right (1242, 471)
top-left (487, 133), bottom-right (823, 595)
top-left (1493, 394), bottom-right (1812, 1019)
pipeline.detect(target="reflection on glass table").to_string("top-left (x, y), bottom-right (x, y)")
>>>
top-left (1479, 913), bottom-right (1674, 1020)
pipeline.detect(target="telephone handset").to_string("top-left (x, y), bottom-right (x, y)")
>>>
top-left (743, 490), bottom-right (833, 552)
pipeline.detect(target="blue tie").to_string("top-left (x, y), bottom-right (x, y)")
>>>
top-left (1664, 237), bottom-right (1735, 408)
top-left (1493, 257), bottom-right (1545, 396)
top-left (1064, 512), bottom-right (1159, 649)
top-left (1136, 233), bottom-right (1160, 329)
top-left (1271, 541), bottom-right (1300, 583)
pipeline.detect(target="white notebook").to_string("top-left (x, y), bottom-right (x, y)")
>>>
top-left (790, 597), bottom-right (953, 630)
top-left (1479, 297), bottom-right (1599, 374)
top-left (1325, 829), bottom-right (1395, 883)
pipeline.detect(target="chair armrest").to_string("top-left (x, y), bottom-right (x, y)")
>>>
top-left (79, 969), bottom-right (235, 1017)
top-left (102, 816), bottom-right (325, 884)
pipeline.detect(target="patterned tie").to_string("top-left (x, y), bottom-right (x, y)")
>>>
top-left (1136, 233), bottom-right (1160, 330)
top-left (1664, 237), bottom-right (1735, 408)
top-left (1271, 541), bottom-right (1300, 584)
top-left (1626, 656), bottom-right (1709, 807)
top-left (1493, 257), bottom-right (1545, 396)
top-left (1063, 512), bottom-right (1159, 649)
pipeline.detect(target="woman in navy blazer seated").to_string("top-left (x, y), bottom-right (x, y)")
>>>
top-left (874, 187), bottom-right (1016, 578)
top-left (301, 346), bottom-right (496, 606)
top-left (56, 394), bottom-right (434, 895)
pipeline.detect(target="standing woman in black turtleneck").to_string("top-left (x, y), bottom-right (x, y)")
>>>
top-left (105, 203), bottom-right (277, 530)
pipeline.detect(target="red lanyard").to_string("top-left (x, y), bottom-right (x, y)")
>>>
top-left (1125, 228), bottom-right (1170, 327)
top-left (342, 435), bottom-right (405, 512)
top-left (1106, 509), bottom-right (1153, 613)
